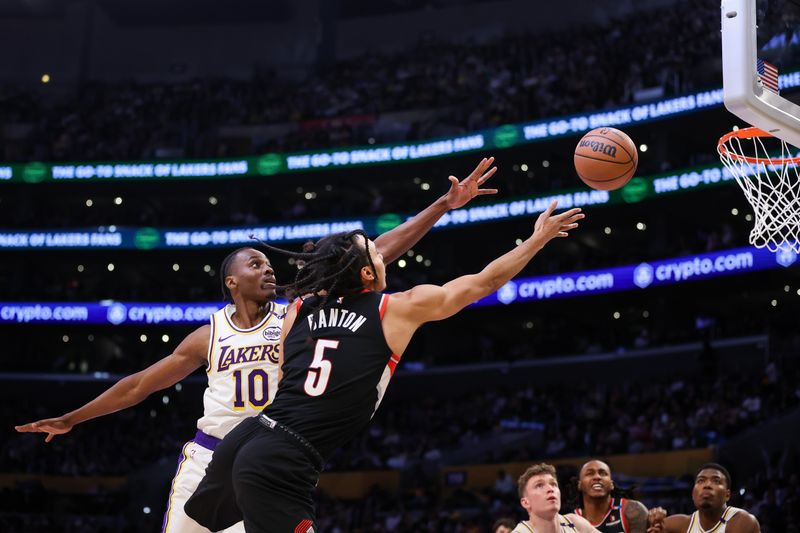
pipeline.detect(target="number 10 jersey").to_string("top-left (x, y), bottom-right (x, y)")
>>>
top-left (197, 302), bottom-right (286, 440)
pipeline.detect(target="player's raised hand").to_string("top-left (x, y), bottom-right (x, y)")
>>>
top-left (532, 200), bottom-right (584, 243)
top-left (15, 416), bottom-right (74, 443)
top-left (444, 156), bottom-right (499, 209)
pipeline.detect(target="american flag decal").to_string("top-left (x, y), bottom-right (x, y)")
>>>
top-left (757, 58), bottom-right (780, 93)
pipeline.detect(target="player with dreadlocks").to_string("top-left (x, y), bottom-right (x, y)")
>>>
top-left (16, 157), bottom-right (499, 533)
top-left (570, 459), bottom-right (665, 533)
top-left (185, 199), bottom-right (585, 533)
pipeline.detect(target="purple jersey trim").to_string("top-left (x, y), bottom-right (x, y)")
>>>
top-left (161, 442), bottom-right (190, 533)
top-left (193, 430), bottom-right (222, 451)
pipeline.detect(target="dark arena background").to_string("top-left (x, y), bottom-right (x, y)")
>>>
top-left (1, 0), bottom-right (799, 531)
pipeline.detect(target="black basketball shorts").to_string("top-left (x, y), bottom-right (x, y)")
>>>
top-left (185, 416), bottom-right (321, 533)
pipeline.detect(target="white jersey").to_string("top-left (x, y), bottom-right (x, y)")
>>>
top-left (197, 302), bottom-right (286, 439)
top-left (686, 507), bottom-right (742, 533)
top-left (512, 515), bottom-right (576, 533)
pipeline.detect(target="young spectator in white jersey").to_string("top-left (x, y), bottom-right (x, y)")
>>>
top-left (15, 157), bottom-right (499, 533)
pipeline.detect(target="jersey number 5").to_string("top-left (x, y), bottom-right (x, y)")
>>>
top-left (304, 339), bottom-right (338, 396)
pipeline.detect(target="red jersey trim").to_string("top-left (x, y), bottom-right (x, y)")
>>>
top-left (387, 353), bottom-right (401, 375)
top-left (294, 518), bottom-right (313, 533)
top-left (620, 498), bottom-right (630, 533)
top-left (379, 293), bottom-right (390, 319)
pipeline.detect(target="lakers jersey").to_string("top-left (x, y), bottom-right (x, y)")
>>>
top-left (574, 498), bottom-right (629, 532)
top-left (196, 302), bottom-right (286, 439)
top-left (511, 514), bottom-right (576, 532)
top-left (686, 506), bottom-right (741, 533)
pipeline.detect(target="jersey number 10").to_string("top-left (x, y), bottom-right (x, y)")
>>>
top-left (232, 369), bottom-right (270, 409)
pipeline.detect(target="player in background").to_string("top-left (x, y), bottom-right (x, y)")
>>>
top-left (573, 459), bottom-right (665, 533)
top-left (184, 200), bottom-right (584, 532)
top-left (647, 463), bottom-right (760, 533)
top-left (493, 517), bottom-right (517, 533)
top-left (512, 463), bottom-right (601, 533)
top-left (15, 157), bottom-right (499, 533)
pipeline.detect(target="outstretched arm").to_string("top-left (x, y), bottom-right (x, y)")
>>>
top-left (382, 201), bottom-right (583, 355)
top-left (15, 325), bottom-right (210, 442)
top-left (394, 201), bottom-right (583, 323)
top-left (373, 156), bottom-right (498, 264)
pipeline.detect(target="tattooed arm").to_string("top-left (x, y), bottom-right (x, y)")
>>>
top-left (624, 500), bottom-right (650, 533)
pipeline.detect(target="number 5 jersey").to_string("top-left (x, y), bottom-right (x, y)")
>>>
top-left (264, 292), bottom-right (398, 460)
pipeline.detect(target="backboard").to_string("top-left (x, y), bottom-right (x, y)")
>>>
top-left (721, 0), bottom-right (800, 146)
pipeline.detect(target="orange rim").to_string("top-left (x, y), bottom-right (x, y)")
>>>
top-left (718, 127), bottom-right (800, 165)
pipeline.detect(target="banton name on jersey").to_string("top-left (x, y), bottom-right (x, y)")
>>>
top-left (306, 307), bottom-right (368, 333)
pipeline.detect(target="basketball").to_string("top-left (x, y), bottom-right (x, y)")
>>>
top-left (574, 127), bottom-right (638, 190)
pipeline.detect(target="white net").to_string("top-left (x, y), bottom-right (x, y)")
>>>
top-left (717, 129), bottom-right (800, 252)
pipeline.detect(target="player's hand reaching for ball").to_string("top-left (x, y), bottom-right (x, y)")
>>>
top-left (444, 156), bottom-right (499, 209)
top-left (15, 416), bottom-right (74, 443)
top-left (532, 200), bottom-right (584, 243)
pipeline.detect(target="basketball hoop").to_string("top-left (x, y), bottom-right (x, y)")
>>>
top-left (717, 127), bottom-right (800, 252)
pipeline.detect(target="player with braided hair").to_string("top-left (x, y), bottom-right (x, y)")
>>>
top-left (256, 229), bottom-right (376, 303)
top-left (185, 199), bottom-right (585, 533)
top-left (17, 157), bottom-right (499, 533)
top-left (571, 459), bottom-right (665, 533)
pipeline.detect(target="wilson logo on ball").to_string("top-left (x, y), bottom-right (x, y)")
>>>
top-left (577, 140), bottom-right (618, 158)
top-left (574, 127), bottom-right (638, 191)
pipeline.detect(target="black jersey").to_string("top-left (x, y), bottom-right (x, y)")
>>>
top-left (264, 291), bottom-right (398, 460)
top-left (574, 498), bottom-right (631, 533)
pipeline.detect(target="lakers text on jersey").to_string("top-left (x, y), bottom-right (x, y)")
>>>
top-left (197, 302), bottom-right (286, 439)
